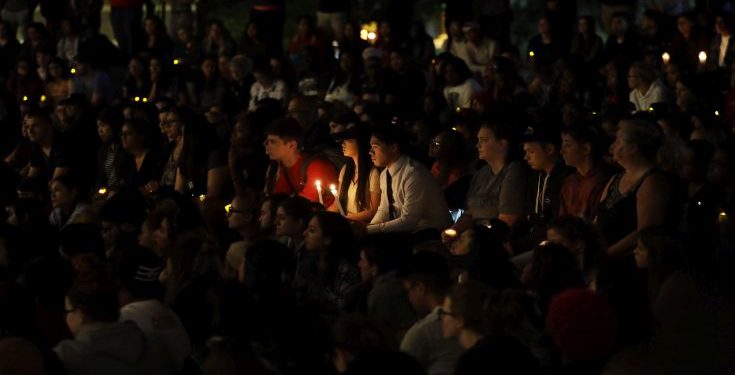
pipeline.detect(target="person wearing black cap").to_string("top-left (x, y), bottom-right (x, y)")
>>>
top-left (364, 124), bottom-right (451, 234)
top-left (330, 122), bottom-right (381, 223)
top-left (559, 123), bottom-right (615, 219)
top-left (511, 122), bottom-right (573, 255)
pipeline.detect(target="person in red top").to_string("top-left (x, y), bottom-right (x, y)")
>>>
top-left (264, 117), bottom-right (337, 206)
top-left (559, 123), bottom-right (615, 219)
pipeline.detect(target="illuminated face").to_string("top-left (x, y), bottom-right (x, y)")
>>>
top-left (369, 136), bottom-right (396, 168)
top-left (264, 135), bottom-right (296, 162)
top-left (476, 127), bottom-right (505, 162)
top-left (303, 217), bottom-right (328, 252)
top-left (275, 206), bottom-right (302, 238)
top-left (51, 180), bottom-right (76, 209)
top-left (162, 112), bottom-right (184, 142)
top-left (341, 139), bottom-right (358, 158)
top-left (523, 142), bottom-right (553, 171)
top-left (97, 121), bottom-right (114, 144)
top-left (560, 134), bottom-right (587, 168)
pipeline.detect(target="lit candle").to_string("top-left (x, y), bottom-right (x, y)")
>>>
top-left (173, 58), bottom-right (180, 65)
top-left (70, 68), bottom-right (76, 74)
top-left (698, 51), bottom-right (707, 64)
top-left (40, 95), bottom-right (47, 102)
top-left (225, 203), bottom-right (232, 214)
top-left (367, 32), bottom-right (377, 44)
top-left (715, 110), bottom-right (720, 116)
top-left (98, 187), bottom-right (107, 195)
top-left (315, 180), bottom-right (324, 204)
top-left (199, 194), bottom-right (206, 202)
top-left (528, 50), bottom-right (535, 58)
top-left (719, 210), bottom-right (729, 224)
top-left (330, 184), bottom-right (346, 216)
top-left (662, 52), bottom-right (670, 64)
top-left (443, 228), bottom-right (457, 238)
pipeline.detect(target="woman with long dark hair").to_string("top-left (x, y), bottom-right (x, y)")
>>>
top-left (120, 118), bottom-right (164, 194)
top-left (329, 123), bottom-right (380, 223)
top-left (161, 106), bottom-right (227, 198)
top-left (295, 211), bottom-right (360, 320)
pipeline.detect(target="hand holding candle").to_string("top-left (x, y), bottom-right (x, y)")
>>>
top-left (330, 184), bottom-right (346, 216)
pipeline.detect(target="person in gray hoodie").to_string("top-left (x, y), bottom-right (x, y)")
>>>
top-left (55, 274), bottom-right (168, 375)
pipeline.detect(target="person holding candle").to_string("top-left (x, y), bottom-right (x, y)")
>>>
top-left (264, 117), bottom-right (338, 206)
top-left (330, 123), bottom-right (381, 223)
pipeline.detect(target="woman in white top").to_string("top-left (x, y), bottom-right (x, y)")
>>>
top-left (329, 123), bottom-right (380, 223)
top-left (442, 56), bottom-right (482, 110)
top-left (627, 61), bottom-right (669, 112)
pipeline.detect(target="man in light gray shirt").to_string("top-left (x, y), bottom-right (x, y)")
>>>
top-left (399, 252), bottom-right (462, 375)
top-left (366, 125), bottom-right (452, 234)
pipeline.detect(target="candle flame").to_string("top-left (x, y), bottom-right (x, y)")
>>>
top-left (199, 194), bottom-right (206, 202)
top-left (528, 51), bottom-right (535, 57)
top-left (698, 51), bottom-right (707, 64)
top-left (98, 187), bottom-right (107, 195)
top-left (444, 228), bottom-right (457, 237)
top-left (225, 203), bottom-right (232, 214)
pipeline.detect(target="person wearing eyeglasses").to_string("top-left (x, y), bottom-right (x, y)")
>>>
top-left (225, 192), bottom-right (260, 278)
top-left (441, 282), bottom-right (540, 374)
top-left (56, 276), bottom-right (165, 375)
top-left (399, 251), bottom-right (461, 375)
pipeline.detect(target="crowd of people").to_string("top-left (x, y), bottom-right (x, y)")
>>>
top-left (1, 0), bottom-right (735, 374)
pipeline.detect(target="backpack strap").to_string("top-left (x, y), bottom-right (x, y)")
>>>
top-left (264, 160), bottom-right (280, 196)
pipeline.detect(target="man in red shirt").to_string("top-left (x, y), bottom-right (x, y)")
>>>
top-left (559, 123), bottom-right (615, 219)
top-left (263, 118), bottom-right (337, 206)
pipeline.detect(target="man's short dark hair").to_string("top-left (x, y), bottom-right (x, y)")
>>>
top-left (370, 123), bottom-right (408, 153)
top-left (398, 251), bottom-right (452, 298)
top-left (561, 123), bottom-right (609, 161)
top-left (265, 117), bottom-right (303, 145)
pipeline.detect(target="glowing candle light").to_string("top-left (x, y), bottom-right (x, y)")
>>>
top-left (719, 210), bottom-right (729, 224)
top-left (142, 97), bottom-right (148, 103)
top-left (315, 180), bottom-right (324, 204)
top-left (330, 184), bottom-right (345, 216)
top-left (698, 51), bottom-right (707, 64)
top-left (22, 96), bottom-right (28, 102)
top-left (173, 59), bottom-right (180, 65)
top-left (199, 194), bottom-right (206, 202)
top-left (70, 68), bottom-right (76, 74)
top-left (225, 203), bottom-right (232, 214)
top-left (444, 228), bottom-right (457, 238)
top-left (528, 50), bottom-right (535, 58)
top-left (98, 187), bottom-right (107, 195)
top-left (662, 52), bottom-right (670, 64)
top-left (134, 96), bottom-right (140, 102)
top-left (40, 95), bottom-right (47, 102)
top-left (715, 110), bottom-right (720, 116)
top-left (367, 32), bottom-right (377, 43)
